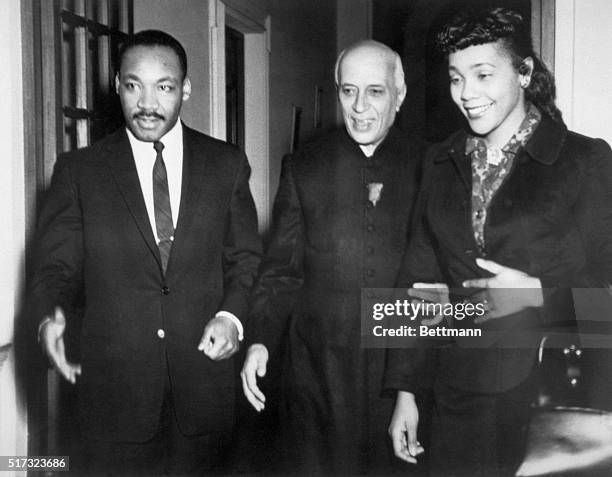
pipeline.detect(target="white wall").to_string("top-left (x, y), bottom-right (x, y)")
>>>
top-left (244, 30), bottom-right (270, 231)
top-left (1, 0), bottom-right (27, 473)
top-left (555, 0), bottom-right (612, 145)
top-left (133, 0), bottom-right (211, 133)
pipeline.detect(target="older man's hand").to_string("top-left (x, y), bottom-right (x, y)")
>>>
top-left (389, 391), bottom-right (424, 464)
top-left (240, 344), bottom-right (269, 412)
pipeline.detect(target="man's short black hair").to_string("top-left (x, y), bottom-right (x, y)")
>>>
top-left (116, 30), bottom-right (187, 80)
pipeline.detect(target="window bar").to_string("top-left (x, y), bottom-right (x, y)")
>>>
top-left (120, 0), bottom-right (132, 34)
top-left (63, 106), bottom-right (93, 119)
top-left (99, 0), bottom-right (110, 97)
top-left (73, 0), bottom-right (89, 147)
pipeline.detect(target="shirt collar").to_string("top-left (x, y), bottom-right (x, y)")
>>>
top-left (125, 119), bottom-right (183, 158)
top-left (342, 126), bottom-right (400, 159)
top-left (464, 136), bottom-right (485, 157)
top-left (465, 104), bottom-right (541, 157)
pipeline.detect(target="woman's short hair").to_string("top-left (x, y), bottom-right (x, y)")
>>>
top-left (436, 7), bottom-right (562, 122)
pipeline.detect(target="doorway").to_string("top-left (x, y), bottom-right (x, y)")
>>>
top-left (225, 26), bottom-right (245, 151)
top-left (209, 0), bottom-right (271, 233)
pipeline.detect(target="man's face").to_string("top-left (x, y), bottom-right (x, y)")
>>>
top-left (338, 48), bottom-right (405, 155)
top-left (115, 45), bottom-right (191, 142)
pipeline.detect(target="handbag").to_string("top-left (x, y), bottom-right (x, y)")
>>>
top-left (515, 336), bottom-right (612, 476)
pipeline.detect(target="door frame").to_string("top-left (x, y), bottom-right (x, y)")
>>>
top-left (208, 0), bottom-right (271, 233)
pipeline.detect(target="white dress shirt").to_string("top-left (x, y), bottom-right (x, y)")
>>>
top-left (125, 120), bottom-right (244, 340)
top-left (128, 120), bottom-right (183, 240)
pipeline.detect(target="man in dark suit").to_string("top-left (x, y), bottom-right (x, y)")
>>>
top-left (30, 30), bottom-right (261, 475)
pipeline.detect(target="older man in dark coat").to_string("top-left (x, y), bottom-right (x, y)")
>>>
top-left (241, 40), bottom-right (426, 474)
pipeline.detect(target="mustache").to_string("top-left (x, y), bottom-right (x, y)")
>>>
top-left (133, 111), bottom-right (165, 120)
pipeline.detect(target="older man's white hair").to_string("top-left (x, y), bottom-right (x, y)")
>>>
top-left (334, 40), bottom-right (406, 93)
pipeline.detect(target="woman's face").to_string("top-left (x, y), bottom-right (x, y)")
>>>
top-left (448, 41), bottom-right (528, 148)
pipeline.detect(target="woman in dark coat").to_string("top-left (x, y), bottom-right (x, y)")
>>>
top-left (385, 7), bottom-right (612, 477)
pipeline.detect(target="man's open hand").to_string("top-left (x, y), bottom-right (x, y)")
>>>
top-left (39, 306), bottom-right (81, 384)
top-left (240, 344), bottom-right (269, 412)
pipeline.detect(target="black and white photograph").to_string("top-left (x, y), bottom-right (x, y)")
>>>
top-left (2, 0), bottom-right (612, 476)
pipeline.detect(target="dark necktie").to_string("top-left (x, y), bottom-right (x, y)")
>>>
top-left (153, 141), bottom-right (174, 273)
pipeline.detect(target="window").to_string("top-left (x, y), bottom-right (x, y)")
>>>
top-left (58, 0), bottom-right (132, 151)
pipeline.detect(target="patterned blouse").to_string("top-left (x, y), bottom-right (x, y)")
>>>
top-left (466, 104), bottom-right (541, 251)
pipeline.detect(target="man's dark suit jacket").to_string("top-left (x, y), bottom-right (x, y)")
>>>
top-left (384, 114), bottom-right (612, 396)
top-left (30, 124), bottom-right (262, 442)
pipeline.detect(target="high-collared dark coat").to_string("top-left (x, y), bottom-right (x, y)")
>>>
top-left (248, 127), bottom-right (427, 473)
top-left (29, 125), bottom-right (262, 442)
top-left (385, 113), bottom-right (612, 396)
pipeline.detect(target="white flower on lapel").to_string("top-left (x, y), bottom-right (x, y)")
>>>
top-left (366, 182), bottom-right (383, 207)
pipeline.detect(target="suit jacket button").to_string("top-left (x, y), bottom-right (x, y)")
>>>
top-left (157, 329), bottom-right (165, 339)
top-left (465, 249), bottom-right (474, 256)
top-left (162, 286), bottom-right (170, 295)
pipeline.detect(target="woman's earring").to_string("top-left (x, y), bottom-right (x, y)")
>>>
top-left (521, 77), bottom-right (530, 88)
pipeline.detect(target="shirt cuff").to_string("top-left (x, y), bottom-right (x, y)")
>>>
top-left (215, 311), bottom-right (244, 341)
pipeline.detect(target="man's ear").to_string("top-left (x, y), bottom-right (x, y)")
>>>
top-left (182, 77), bottom-right (192, 101)
top-left (396, 84), bottom-right (407, 112)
